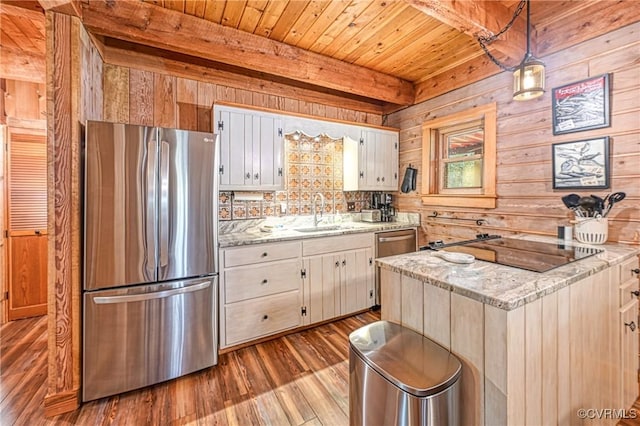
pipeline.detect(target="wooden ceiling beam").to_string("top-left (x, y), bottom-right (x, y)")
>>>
top-left (405, 0), bottom-right (528, 63)
top-left (79, 0), bottom-right (415, 106)
top-left (37, 0), bottom-right (82, 18)
top-left (0, 46), bottom-right (46, 83)
top-left (101, 40), bottom-right (386, 115)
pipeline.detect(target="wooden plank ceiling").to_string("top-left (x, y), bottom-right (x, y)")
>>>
top-left (0, 2), bottom-right (46, 83)
top-left (2, 1), bottom-right (638, 109)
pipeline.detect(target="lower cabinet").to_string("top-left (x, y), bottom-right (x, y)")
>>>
top-left (220, 241), bottom-right (303, 349)
top-left (618, 256), bottom-right (640, 411)
top-left (220, 233), bottom-right (375, 349)
top-left (302, 233), bottom-right (375, 325)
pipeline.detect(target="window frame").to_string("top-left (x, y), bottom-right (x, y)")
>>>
top-left (421, 102), bottom-right (497, 208)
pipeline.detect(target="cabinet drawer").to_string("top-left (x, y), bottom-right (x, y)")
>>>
top-left (303, 233), bottom-right (373, 257)
top-left (223, 241), bottom-right (300, 267)
top-left (224, 260), bottom-right (301, 303)
top-left (620, 278), bottom-right (640, 308)
top-left (619, 256), bottom-right (640, 285)
top-left (225, 291), bottom-right (301, 346)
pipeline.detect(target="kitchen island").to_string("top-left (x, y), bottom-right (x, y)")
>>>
top-left (377, 236), bottom-right (640, 426)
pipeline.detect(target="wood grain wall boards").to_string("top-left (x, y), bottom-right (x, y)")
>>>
top-left (388, 22), bottom-right (640, 246)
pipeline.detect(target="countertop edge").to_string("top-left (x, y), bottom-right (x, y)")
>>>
top-left (377, 243), bottom-right (640, 311)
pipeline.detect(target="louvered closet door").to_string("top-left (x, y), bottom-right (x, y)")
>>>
top-left (7, 130), bottom-right (47, 320)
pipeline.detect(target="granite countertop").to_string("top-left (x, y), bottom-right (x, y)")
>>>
top-left (219, 213), bottom-right (420, 248)
top-left (376, 234), bottom-right (639, 311)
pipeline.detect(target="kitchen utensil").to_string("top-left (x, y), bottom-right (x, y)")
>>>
top-left (590, 194), bottom-right (605, 215)
top-left (603, 191), bottom-right (626, 216)
top-left (578, 196), bottom-right (596, 216)
top-left (561, 193), bottom-right (580, 209)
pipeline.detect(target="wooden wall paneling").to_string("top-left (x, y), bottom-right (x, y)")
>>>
top-left (101, 43), bottom-right (385, 116)
top-left (450, 293), bottom-right (484, 426)
top-left (380, 269), bottom-right (401, 324)
top-left (102, 64), bottom-right (129, 123)
top-left (484, 305), bottom-right (508, 425)
top-left (89, 35), bottom-right (103, 121)
top-left (422, 283), bottom-right (450, 349)
top-left (389, 22), bottom-right (640, 245)
top-left (400, 275), bottom-right (422, 334)
top-left (152, 73), bottom-right (176, 128)
top-left (128, 69), bottom-right (154, 126)
top-left (525, 298), bottom-right (543, 425)
top-left (44, 10), bottom-right (80, 416)
top-left (176, 77), bottom-right (197, 130)
top-left (197, 80), bottom-right (215, 132)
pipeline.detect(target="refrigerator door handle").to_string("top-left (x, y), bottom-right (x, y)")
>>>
top-left (92, 280), bottom-right (211, 304)
top-left (147, 138), bottom-right (158, 280)
top-left (159, 140), bottom-right (170, 270)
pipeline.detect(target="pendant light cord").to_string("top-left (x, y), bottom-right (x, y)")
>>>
top-left (476, 0), bottom-right (527, 72)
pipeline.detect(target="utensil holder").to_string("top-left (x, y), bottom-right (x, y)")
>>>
top-left (574, 217), bottom-right (608, 244)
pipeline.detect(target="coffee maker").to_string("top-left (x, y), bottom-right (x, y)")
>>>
top-left (371, 192), bottom-right (395, 222)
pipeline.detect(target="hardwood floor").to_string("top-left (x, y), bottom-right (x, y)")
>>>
top-left (1, 311), bottom-right (379, 425)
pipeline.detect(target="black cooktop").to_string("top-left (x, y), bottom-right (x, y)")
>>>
top-left (421, 235), bottom-right (603, 273)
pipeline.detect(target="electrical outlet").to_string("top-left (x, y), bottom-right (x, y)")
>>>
top-left (347, 202), bottom-right (355, 211)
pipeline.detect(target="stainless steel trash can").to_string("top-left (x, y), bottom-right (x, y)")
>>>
top-left (349, 321), bottom-right (462, 426)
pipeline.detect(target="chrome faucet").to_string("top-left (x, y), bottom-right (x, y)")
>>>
top-left (312, 193), bottom-right (325, 227)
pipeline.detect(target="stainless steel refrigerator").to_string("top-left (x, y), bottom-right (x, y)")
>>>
top-left (82, 121), bottom-right (218, 402)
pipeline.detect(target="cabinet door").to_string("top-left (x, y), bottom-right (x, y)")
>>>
top-left (340, 248), bottom-right (374, 315)
top-left (255, 114), bottom-right (283, 188)
top-left (361, 129), bottom-right (378, 189)
top-left (620, 299), bottom-right (639, 410)
top-left (218, 108), bottom-right (252, 188)
top-left (377, 130), bottom-right (399, 191)
top-left (304, 254), bottom-right (340, 324)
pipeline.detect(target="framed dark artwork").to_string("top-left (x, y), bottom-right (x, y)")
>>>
top-left (552, 74), bottom-right (611, 135)
top-left (552, 136), bottom-right (610, 190)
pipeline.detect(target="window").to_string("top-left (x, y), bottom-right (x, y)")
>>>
top-left (421, 103), bottom-right (497, 208)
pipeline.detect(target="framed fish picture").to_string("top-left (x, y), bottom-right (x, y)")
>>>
top-left (552, 74), bottom-right (611, 135)
top-left (552, 137), bottom-right (610, 190)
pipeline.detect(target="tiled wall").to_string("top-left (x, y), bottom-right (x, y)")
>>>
top-left (219, 133), bottom-right (370, 220)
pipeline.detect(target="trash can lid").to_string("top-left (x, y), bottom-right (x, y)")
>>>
top-left (349, 321), bottom-right (462, 398)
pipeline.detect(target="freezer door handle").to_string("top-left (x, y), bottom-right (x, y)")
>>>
top-left (92, 280), bottom-right (211, 304)
top-left (159, 140), bottom-right (170, 270)
top-left (146, 138), bottom-right (158, 280)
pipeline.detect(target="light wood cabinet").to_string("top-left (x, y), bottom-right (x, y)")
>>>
top-left (302, 233), bottom-right (375, 325)
top-left (381, 255), bottom-right (640, 425)
top-left (220, 241), bottom-right (302, 348)
top-left (343, 128), bottom-right (399, 191)
top-left (215, 105), bottom-right (284, 190)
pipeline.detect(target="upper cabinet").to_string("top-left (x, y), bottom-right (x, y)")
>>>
top-left (344, 128), bottom-right (399, 191)
top-left (215, 105), bottom-right (284, 191)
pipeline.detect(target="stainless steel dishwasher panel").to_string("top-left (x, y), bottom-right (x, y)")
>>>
top-left (83, 276), bottom-right (217, 401)
top-left (375, 229), bottom-right (417, 305)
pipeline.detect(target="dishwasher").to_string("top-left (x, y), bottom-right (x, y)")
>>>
top-left (374, 228), bottom-right (417, 306)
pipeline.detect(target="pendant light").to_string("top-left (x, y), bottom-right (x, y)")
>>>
top-left (476, 0), bottom-right (545, 101)
top-left (512, 0), bottom-right (545, 100)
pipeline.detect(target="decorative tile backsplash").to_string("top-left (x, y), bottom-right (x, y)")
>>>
top-left (219, 132), bottom-right (370, 221)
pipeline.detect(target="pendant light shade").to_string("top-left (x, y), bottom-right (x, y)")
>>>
top-left (513, 54), bottom-right (545, 100)
top-left (512, 0), bottom-right (545, 101)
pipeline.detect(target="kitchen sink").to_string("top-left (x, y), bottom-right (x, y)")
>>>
top-left (293, 225), bottom-right (346, 233)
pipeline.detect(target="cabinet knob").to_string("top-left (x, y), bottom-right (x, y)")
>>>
top-left (625, 321), bottom-right (636, 332)
top-left (632, 268), bottom-right (640, 275)
top-left (261, 279), bottom-right (268, 285)
top-left (631, 290), bottom-right (640, 298)
top-left (376, 177), bottom-right (380, 182)
top-left (246, 172), bottom-right (251, 179)
top-left (342, 259), bottom-right (346, 266)
top-left (381, 177), bottom-right (385, 182)
top-left (262, 314), bottom-right (269, 321)
top-left (335, 261), bottom-right (340, 268)
top-left (254, 173), bottom-right (259, 180)
top-left (261, 252), bottom-right (268, 257)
